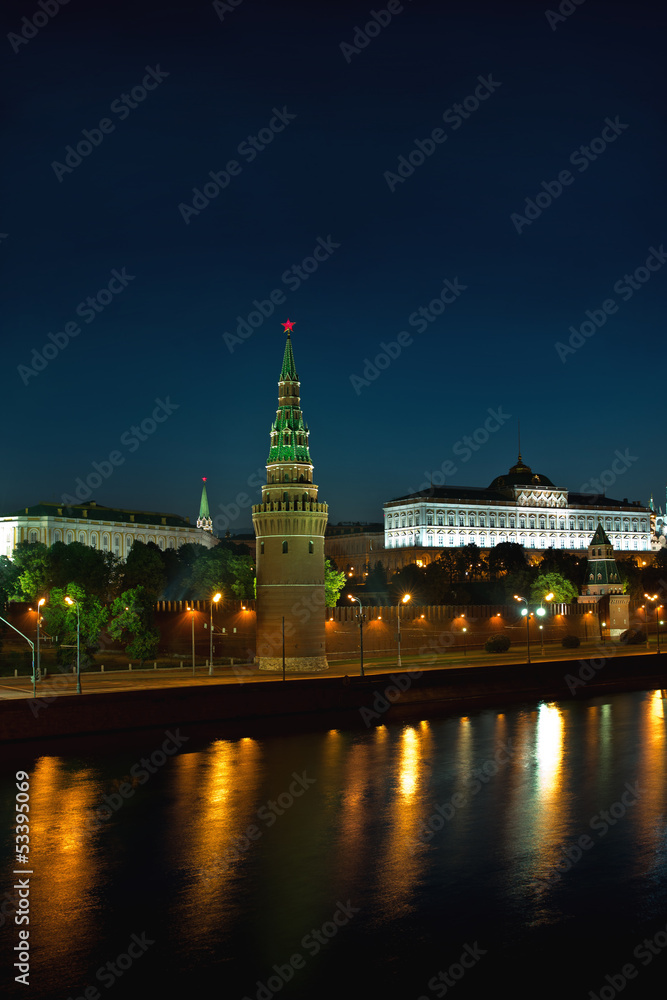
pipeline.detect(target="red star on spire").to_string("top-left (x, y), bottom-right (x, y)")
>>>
top-left (281, 319), bottom-right (295, 333)
top-left (202, 477), bottom-right (207, 482)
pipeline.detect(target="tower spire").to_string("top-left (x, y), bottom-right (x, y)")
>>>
top-left (197, 477), bottom-right (213, 533)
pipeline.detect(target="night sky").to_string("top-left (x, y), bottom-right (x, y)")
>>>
top-left (2, 0), bottom-right (665, 534)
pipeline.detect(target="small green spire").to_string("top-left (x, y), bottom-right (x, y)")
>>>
top-left (280, 331), bottom-right (298, 381)
top-left (199, 479), bottom-right (210, 519)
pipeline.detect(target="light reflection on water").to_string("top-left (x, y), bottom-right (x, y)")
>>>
top-left (2, 689), bottom-right (667, 998)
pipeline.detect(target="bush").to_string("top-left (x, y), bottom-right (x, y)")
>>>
top-left (619, 628), bottom-right (646, 645)
top-left (485, 633), bottom-right (510, 653)
top-left (561, 635), bottom-right (580, 648)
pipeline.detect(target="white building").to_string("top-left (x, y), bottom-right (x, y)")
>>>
top-left (384, 456), bottom-right (652, 554)
top-left (0, 500), bottom-right (218, 560)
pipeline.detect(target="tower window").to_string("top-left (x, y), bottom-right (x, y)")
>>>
top-left (282, 541), bottom-right (288, 554)
top-left (260, 542), bottom-right (264, 555)
top-left (309, 541), bottom-right (313, 554)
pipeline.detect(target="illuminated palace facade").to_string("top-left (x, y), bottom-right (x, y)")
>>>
top-left (384, 456), bottom-right (652, 554)
top-left (0, 501), bottom-right (217, 560)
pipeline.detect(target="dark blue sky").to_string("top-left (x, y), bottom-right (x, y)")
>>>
top-left (2, 0), bottom-right (665, 533)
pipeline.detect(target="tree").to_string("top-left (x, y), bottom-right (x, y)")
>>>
top-left (325, 559), bottom-right (346, 607)
top-left (49, 541), bottom-right (117, 598)
top-left (0, 555), bottom-right (19, 606)
top-left (529, 572), bottom-right (578, 605)
top-left (108, 586), bottom-right (160, 665)
top-left (487, 542), bottom-right (527, 579)
top-left (538, 547), bottom-right (583, 589)
top-left (121, 541), bottom-right (167, 597)
top-left (229, 554), bottom-right (255, 600)
top-left (41, 583), bottom-right (109, 669)
top-left (9, 541), bottom-right (51, 600)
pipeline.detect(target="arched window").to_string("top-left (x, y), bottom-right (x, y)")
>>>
top-left (29, 530), bottom-right (37, 543)
top-left (538, 516), bottom-right (546, 530)
top-left (499, 514), bottom-right (506, 528)
top-left (529, 516), bottom-right (536, 529)
top-left (282, 541), bottom-right (288, 554)
top-left (102, 533), bottom-right (109, 550)
top-left (54, 529), bottom-right (62, 543)
top-left (509, 515), bottom-right (516, 528)
top-left (309, 541), bottom-right (313, 554)
top-left (437, 512), bottom-right (444, 526)
top-left (114, 533), bottom-right (121, 555)
top-left (427, 511), bottom-right (433, 525)
top-left (158, 537), bottom-right (165, 550)
top-left (79, 532), bottom-right (86, 543)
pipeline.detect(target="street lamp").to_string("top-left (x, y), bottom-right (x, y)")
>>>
top-left (514, 595), bottom-right (531, 664)
top-left (0, 615), bottom-right (35, 698)
top-left (209, 592), bottom-right (221, 675)
top-left (36, 598), bottom-right (45, 683)
top-left (186, 606), bottom-right (196, 675)
top-left (397, 593), bottom-right (411, 668)
top-left (462, 626), bottom-right (467, 657)
top-left (348, 594), bottom-right (365, 677)
top-left (644, 594), bottom-right (658, 648)
top-left (659, 616), bottom-right (663, 654)
top-left (64, 596), bottom-right (81, 694)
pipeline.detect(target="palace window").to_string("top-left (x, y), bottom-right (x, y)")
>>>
top-left (437, 513), bottom-right (444, 526)
top-left (448, 512), bottom-right (455, 526)
top-left (499, 515), bottom-right (506, 528)
top-left (539, 517), bottom-right (546, 530)
top-left (479, 515), bottom-right (485, 528)
top-left (427, 512), bottom-right (433, 525)
top-left (469, 514), bottom-right (475, 527)
top-left (489, 515), bottom-right (496, 528)
top-left (509, 515), bottom-right (516, 528)
top-left (458, 513), bottom-right (465, 526)
top-left (520, 516), bottom-right (526, 529)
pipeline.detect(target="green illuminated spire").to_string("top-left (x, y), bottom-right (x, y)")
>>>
top-left (280, 330), bottom-right (298, 381)
top-left (267, 324), bottom-right (312, 467)
top-left (197, 477), bottom-right (212, 532)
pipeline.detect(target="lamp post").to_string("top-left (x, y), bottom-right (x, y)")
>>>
top-left (658, 615), bottom-right (663, 654)
top-left (462, 626), bottom-right (467, 657)
top-left (644, 594), bottom-right (658, 649)
top-left (348, 595), bottom-right (365, 677)
top-left (186, 606), bottom-right (195, 676)
top-left (36, 598), bottom-right (45, 683)
top-left (397, 593), bottom-right (411, 668)
top-left (0, 616), bottom-right (35, 698)
top-left (601, 621), bottom-right (606, 645)
top-left (64, 596), bottom-right (81, 694)
top-left (514, 595), bottom-right (531, 664)
top-left (209, 593), bottom-right (221, 675)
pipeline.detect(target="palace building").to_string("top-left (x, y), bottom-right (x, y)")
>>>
top-left (252, 322), bottom-right (329, 671)
top-left (384, 455), bottom-right (652, 556)
top-left (0, 500), bottom-right (217, 560)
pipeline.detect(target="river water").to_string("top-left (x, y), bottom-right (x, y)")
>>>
top-left (2, 689), bottom-right (666, 999)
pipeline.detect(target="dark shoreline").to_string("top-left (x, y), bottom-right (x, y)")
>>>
top-left (1, 652), bottom-right (665, 746)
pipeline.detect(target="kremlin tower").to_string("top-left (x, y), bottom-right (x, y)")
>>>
top-left (252, 321), bottom-right (328, 671)
top-left (197, 477), bottom-right (213, 532)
